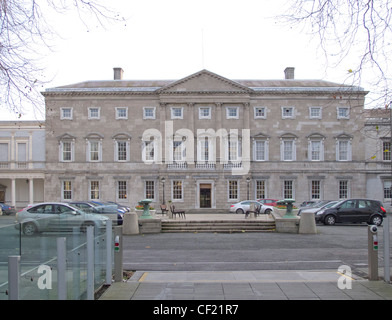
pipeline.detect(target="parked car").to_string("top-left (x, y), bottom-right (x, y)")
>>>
top-left (257, 199), bottom-right (279, 207)
top-left (229, 200), bottom-right (274, 215)
top-left (300, 201), bottom-right (317, 207)
top-left (297, 200), bottom-right (337, 216)
top-left (15, 202), bottom-right (109, 236)
top-left (105, 201), bottom-right (131, 213)
top-left (0, 203), bottom-right (15, 215)
top-left (315, 199), bottom-right (386, 226)
top-left (70, 201), bottom-right (123, 225)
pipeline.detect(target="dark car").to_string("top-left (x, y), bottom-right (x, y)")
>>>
top-left (315, 199), bottom-right (386, 226)
top-left (0, 203), bottom-right (15, 215)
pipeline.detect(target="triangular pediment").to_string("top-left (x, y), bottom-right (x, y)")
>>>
top-left (157, 70), bottom-right (253, 94)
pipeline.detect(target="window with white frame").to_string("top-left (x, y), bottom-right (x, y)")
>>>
top-left (255, 180), bottom-right (266, 199)
top-left (336, 140), bottom-right (352, 161)
top-left (88, 107), bottom-right (100, 119)
top-left (309, 107), bottom-right (322, 119)
top-left (117, 180), bottom-right (127, 200)
top-left (337, 107), bottom-right (350, 119)
top-left (60, 107), bottom-right (73, 120)
top-left (199, 107), bottom-right (211, 119)
top-left (282, 107), bottom-right (294, 119)
top-left (226, 107), bottom-right (239, 119)
top-left (172, 180), bottom-right (183, 200)
top-left (115, 140), bottom-right (128, 161)
top-left (62, 180), bottom-right (72, 200)
top-left (254, 107), bottom-right (266, 119)
top-left (281, 139), bottom-right (296, 161)
top-left (383, 180), bottom-right (392, 199)
top-left (143, 107), bottom-right (156, 119)
top-left (143, 140), bottom-right (156, 162)
top-left (145, 180), bottom-right (155, 200)
top-left (311, 180), bottom-right (321, 199)
top-left (90, 181), bottom-right (100, 200)
top-left (0, 143), bottom-right (9, 163)
top-left (171, 107), bottom-right (183, 119)
top-left (60, 141), bottom-right (74, 162)
top-left (339, 180), bottom-right (349, 199)
top-left (283, 180), bottom-right (294, 199)
top-left (17, 142), bottom-right (27, 163)
top-left (227, 136), bottom-right (241, 162)
top-left (87, 140), bottom-right (101, 162)
top-left (198, 136), bottom-right (210, 162)
top-left (383, 141), bottom-right (391, 161)
top-left (173, 140), bottom-right (186, 162)
top-left (116, 107), bottom-right (128, 119)
top-left (253, 140), bottom-right (268, 161)
top-left (228, 180), bottom-right (239, 200)
top-left (308, 140), bottom-right (324, 161)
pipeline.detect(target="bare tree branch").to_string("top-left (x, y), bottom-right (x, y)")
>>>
top-left (0, 0), bottom-right (125, 119)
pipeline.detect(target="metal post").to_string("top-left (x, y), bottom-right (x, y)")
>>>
top-left (384, 214), bottom-right (390, 283)
top-left (113, 226), bottom-right (123, 282)
top-left (87, 226), bottom-right (94, 300)
top-left (105, 220), bottom-right (112, 285)
top-left (368, 225), bottom-right (379, 281)
top-left (57, 237), bottom-right (67, 300)
top-left (8, 255), bottom-right (20, 300)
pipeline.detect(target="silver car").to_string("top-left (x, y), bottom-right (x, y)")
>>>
top-left (15, 202), bottom-right (109, 236)
top-left (229, 200), bottom-right (274, 215)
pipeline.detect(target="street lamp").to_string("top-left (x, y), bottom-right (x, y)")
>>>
top-left (161, 177), bottom-right (166, 205)
top-left (246, 176), bottom-right (251, 200)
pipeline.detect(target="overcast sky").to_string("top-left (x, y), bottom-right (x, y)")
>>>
top-left (2, 0), bottom-right (368, 120)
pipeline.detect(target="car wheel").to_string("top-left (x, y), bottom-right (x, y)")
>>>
top-left (22, 222), bottom-right (37, 236)
top-left (370, 215), bottom-right (383, 226)
top-left (264, 208), bottom-right (272, 215)
top-left (236, 208), bottom-right (244, 214)
top-left (324, 215), bottom-right (336, 226)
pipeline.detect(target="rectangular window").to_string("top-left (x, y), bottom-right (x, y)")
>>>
top-left (172, 180), bottom-right (183, 200)
top-left (339, 180), bottom-right (349, 199)
top-left (118, 181), bottom-right (127, 200)
top-left (310, 141), bottom-right (321, 161)
top-left (116, 107), bottom-right (128, 119)
top-left (199, 107), bottom-right (211, 119)
top-left (256, 180), bottom-right (266, 199)
top-left (226, 107), bottom-right (239, 119)
top-left (228, 180), bottom-right (238, 200)
top-left (254, 107), bottom-right (266, 119)
top-left (338, 141), bottom-right (349, 161)
top-left (62, 181), bottom-right (72, 200)
top-left (143, 141), bottom-right (155, 162)
top-left (282, 107), bottom-right (294, 119)
top-left (283, 140), bottom-right (294, 161)
top-left (309, 107), bottom-right (322, 119)
top-left (383, 141), bottom-right (391, 161)
top-left (88, 107), bottom-right (100, 119)
top-left (311, 180), bottom-right (321, 199)
top-left (61, 108), bottom-right (73, 120)
top-left (283, 180), bottom-right (293, 199)
top-left (171, 107), bottom-right (183, 119)
top-left (117, 141), bottom-right (127, 161)
top-left (337, 107), bottom-right (349, 119)
top-left (384, 181), bottom-right (392, 199)
top-left (0, 143), bottom-right (8, 162)
top-left (90, 181), bottom-right (100, 200)
top-left (254, 140), bottom-right (266, 161)
top-left (145, 180), bottom-right (155, 199)
top-left (62, 141), bottom-right (72, 161)
top-left (143, 107), bottom-right (156, 119)
top-left (89, 141), bottom-right (100, 161)
top-left (17, 143), bottom-right (27, 162)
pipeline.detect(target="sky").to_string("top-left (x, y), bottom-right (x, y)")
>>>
top-left (2, 0), bottom-right (369, 121)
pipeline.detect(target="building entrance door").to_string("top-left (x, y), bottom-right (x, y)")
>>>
top-left (199, 184), bottom-right (212, 208)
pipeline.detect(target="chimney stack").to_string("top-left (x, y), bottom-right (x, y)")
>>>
top-left (284, 67), bottom-right (295, 79)
top-left (113, 67), bottom-right (124, 80)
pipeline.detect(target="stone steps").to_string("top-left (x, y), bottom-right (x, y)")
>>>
top-left (161, 220), bottom-right (276, 233)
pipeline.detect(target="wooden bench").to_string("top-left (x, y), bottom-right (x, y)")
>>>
top-left (170, 205), bottom-right (186, 218)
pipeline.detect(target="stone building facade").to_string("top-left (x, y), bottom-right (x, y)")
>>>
top-left (0, 121), bottom-right (45, 208)
top-left (42, 68), bottom-right (369, 211)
